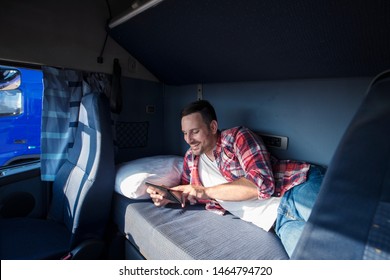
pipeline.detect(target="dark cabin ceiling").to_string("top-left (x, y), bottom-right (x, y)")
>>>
top-left (108, 0), bottom-right (390, 85)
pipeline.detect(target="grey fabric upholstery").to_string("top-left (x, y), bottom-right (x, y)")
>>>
top-left (292, 70), bottom-right (390, 259)
top-left (0, 93), bottom-right (115, 259)
top-left (113, 193), bottom-right (289, 260)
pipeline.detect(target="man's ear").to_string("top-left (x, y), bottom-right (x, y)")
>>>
top-left (210, 120), bottom-right (218, 134)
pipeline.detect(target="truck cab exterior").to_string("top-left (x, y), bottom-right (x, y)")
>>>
top-left (0, 66), bottom-right (43, 166)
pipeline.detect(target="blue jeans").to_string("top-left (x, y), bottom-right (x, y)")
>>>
top-left (275, 165), bottom-right (325, 257)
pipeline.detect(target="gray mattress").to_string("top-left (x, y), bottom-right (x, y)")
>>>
top-left (112, 193), bottom-right (289, 260)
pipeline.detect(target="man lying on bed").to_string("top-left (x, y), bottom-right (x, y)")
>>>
top-left (146, 99), bottom-right (325, 257)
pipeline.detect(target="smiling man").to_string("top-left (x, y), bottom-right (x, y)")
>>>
top-left (147, 99), bottom-right (325, 257)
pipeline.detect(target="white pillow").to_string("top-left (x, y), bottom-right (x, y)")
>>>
top-left (115, 155), bottom-right (183, 199)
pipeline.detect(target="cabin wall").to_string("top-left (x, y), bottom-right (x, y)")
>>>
top-left (0, 0), bottom-right (157, 81)
top-left (115, 77), bottom-right (165, 163)
top-left (162, 77), bottom-right (371, 166)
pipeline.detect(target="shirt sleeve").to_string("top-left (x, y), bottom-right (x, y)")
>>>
top-left (233, 128), bottom-right (275, 199)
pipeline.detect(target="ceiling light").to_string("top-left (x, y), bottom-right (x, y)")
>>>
top-left (108, 0), bottom-right (165, 29)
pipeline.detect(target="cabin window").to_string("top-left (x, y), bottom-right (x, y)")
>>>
top-left (0, 69), bottom-right (23, 117)
top-left (0, 65), bottom-right (43, 168)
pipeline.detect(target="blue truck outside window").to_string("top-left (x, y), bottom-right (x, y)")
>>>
top-left (0, 66), bottom-right (43, 166)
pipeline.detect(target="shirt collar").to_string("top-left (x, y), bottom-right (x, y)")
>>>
top-left (213, 130), bottom-right (222, 158)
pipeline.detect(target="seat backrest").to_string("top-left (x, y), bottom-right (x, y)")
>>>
top-left (48, 92), bottom-right (115, 247)
top-left (292, 70), bottom-right (390, 259)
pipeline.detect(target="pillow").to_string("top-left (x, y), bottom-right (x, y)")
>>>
top-left (115, 155), bottom-right (183, 199)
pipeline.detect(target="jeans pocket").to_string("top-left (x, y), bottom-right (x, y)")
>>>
top-left (277, 201), bottom-right (299, 221)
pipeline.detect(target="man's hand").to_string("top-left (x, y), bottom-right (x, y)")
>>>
top-left (146, 186), bottom-right (171, 207)
top-left (171, 184), bottom-right (210, 207)
top-left (172, 178), bottom-right (259, 207)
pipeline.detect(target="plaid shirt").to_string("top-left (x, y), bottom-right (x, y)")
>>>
top-left (181, 126), bottom-right (310, 199)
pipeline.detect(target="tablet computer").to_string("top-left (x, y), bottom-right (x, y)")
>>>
top-left (145, 181), bottom-right (183, 204)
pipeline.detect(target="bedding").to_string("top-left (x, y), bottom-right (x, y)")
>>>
top-left (112, 155), bottom-right (289, 259)
top-left (112, 193), bottom-right (289, 259)
top-left (115, 155), bottom-right (281, 230)
top-left (115, 155), bottom-right (183, 199)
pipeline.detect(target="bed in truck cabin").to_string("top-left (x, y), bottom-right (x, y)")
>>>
top-left (112, 155), bottom-right (290, 260)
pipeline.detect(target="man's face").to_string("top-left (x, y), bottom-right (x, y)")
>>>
top-left (181, 112), bottom-right (217, 156)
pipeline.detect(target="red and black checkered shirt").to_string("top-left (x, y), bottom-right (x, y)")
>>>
top-left (181, 126), bottom-right (310, 199)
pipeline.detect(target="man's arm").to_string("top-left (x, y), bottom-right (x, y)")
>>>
top-left (234, 128), bottom-right (275, 199)
top-left (205, 177), bottom-right (258, 200)
top-left (172, 177), bottom-right (258, 206)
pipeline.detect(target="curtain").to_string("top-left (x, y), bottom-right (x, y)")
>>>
top-left (41, 66), bottom-right (111, 181)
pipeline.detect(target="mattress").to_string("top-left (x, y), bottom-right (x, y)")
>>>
top-left (112, 193), bottom-right (289, 260)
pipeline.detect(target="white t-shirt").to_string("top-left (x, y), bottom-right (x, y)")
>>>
top-left (199, 153), bottom-right (281, 231)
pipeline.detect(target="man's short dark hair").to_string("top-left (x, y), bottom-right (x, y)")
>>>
top-left (181, 100), bottom-right (217, 125)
